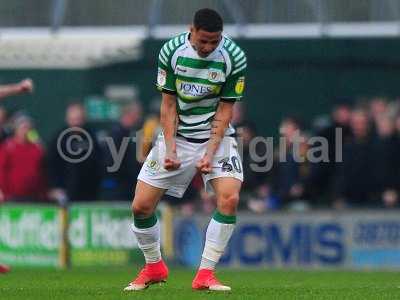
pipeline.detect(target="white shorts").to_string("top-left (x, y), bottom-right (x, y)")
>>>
top-left (138, 133), bottom-right (243, 198)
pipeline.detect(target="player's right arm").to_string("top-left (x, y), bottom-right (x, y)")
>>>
top-left (156, 40), bottom-right (181, 171)
top-left (0, 79), bottom-right (33, 99)
top-left (160, 92), bottom-right (180, 171)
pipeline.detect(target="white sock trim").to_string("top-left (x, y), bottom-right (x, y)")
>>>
top-left (199, 219), bottom-right (235, 269)
top-left (131, 220), bottom-right (162, 264)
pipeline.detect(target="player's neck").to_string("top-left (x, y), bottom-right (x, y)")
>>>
top-left (188, 33), bottom-right (196, 50)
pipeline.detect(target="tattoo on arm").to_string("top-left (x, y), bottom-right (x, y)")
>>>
top-left (210, 118), bottom-right (226, 142)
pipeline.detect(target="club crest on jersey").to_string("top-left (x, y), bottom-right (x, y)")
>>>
top-left (157, 68), bottom-right (167, 86)
top-left (145, 159), bottom-right (160, 175)
top-left (208, 68), bottom-right (223, 83)
top-left (235, 76), bottom-right (245, 94)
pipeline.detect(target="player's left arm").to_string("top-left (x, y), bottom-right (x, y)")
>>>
top-left (0, 79), bottom-right (34, 99)
top-left (197, 53), bottom-right (247, 174)
top-left (197, 102), bottom-right (234, 174)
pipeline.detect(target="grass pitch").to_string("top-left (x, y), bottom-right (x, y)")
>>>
top-left (1, 266), bottom-right (400, 300)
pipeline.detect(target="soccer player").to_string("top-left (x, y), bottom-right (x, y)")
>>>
top-left (0, 78), bottom-right (34, 274)
top-left (124, 8), bottom-right (246, 292)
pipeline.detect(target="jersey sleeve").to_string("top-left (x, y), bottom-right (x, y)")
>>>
top-left (220, 51), bottom-right (247, 102)
top-left (156, 41), bottom-right (177, 94)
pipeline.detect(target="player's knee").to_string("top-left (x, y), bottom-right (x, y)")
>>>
top-left (131, 200), bottom-right (154, 217)
top-left (217, 192), bottom-right (239, 214)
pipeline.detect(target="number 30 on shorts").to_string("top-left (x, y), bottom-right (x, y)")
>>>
top-left (218, 156), bottom-right (242, 173)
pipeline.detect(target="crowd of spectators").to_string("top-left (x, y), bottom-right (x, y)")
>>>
top-left (0, 97), bottom-right (399, 213)
top-left (243, 97), bottom-right (400, 212)
top-left (0, 102), bottom-right (140, 204)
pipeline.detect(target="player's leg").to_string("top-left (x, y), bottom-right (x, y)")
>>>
top-left (192, 177), bottom-right (241, 291)
top-left (131, 180), bottom-right (165, 265)
top-left (193, 136), bottom-right (243, 291)
top-left (125, 136), bottom-right (198, 291)
top-left (125, 180), bottom-right (168, 291)
top-left (200, 177), bottom-right (241, 269)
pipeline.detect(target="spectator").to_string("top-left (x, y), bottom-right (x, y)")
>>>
top-left (394, 113), bottom-right (400, 136)
top-left (0, 106), bottom-right (11, 144)
top-left (272, 116), bottom-right (310, 208)
top-left (237, 121), bottom-right (273, 213)
top-left (48, 103), bottom-right (102, 202)
top-left (0, 114), bottom-right (46, 202)
top-left (369, 97), bottom-right (388, 125)
top-left (333, 109), bottom-right (374, 208)
top-left (0, 79), bottom-right (34, 273)
top-left (307, 103), bottom-right (353, 202)
top-left (102, 101), bottom-right (143, 200)
top-left (370, 113), bottom-right (400, 207)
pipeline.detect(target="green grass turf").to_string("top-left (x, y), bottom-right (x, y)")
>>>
top-left (1, 266), bottom-right (400, 300)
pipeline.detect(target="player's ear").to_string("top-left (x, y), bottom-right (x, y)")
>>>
top-left (190, 25), bottom-right (195, 35)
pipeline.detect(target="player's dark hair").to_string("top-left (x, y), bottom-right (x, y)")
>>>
top-left (193, 8), bottom-right (223, 32)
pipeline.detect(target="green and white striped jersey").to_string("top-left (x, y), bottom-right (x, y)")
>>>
top-left (156, 32), bottom-right (247, 139)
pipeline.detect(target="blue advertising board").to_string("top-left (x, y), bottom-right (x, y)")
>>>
top-left (174, 212), bottom-right (400, 269)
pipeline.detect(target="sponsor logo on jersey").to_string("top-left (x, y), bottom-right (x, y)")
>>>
top-left (235, 76), bottom-right (245, 94)
top-left (176, 66), bottom-right (187, 74)
top-left (177, 79), bottom-right (217, 99)
top-left (157, 68), bottom-right (167, 86)
top-left (208, 68), bottom-right (224, 83)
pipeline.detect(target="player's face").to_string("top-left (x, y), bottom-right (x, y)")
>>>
top-left (190, 27), bottom-right (222, 58)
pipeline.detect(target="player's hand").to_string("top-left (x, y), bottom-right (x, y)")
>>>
top-left (164, 151), bottom-right (181, 171)
top-left (196, 155), bottom-right (213, 174)
top-left (19, 78), bottom-right (34, 94)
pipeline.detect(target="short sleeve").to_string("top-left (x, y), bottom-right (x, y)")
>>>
top-left (220, 52), bottom-right (247, 101)
top-left (156, 42), bottom-right (177, 93)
